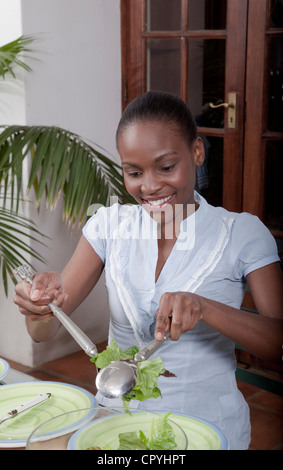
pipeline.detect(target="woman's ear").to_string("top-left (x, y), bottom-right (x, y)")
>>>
top-left (193, 137), bottom-right (205, 167)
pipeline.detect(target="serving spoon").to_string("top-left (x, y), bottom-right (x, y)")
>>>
top-left (95, 331), bottom-right (170, 399)
top-left (14, 265), bottom-right (170, 399)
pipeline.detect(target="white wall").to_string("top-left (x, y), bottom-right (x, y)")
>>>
top-left (0, 0), bottom-right (25, 124)
top-left (0, 0), bottom-right (121, 366)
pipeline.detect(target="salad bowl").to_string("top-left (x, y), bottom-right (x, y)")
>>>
top-left (26, 407), bottom-right (187, 450)
top-left (26, 406), bottom-right (229, 450)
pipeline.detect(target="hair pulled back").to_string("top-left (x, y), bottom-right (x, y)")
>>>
top-left (116, 90), bottom-right (197, 149)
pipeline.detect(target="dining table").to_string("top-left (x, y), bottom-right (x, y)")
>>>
top-left (0, 361), bottom-right (229, 451)
top-left (1, 366), bottom-right (38, 386)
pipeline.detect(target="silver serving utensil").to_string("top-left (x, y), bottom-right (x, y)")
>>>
top-left (134, 330), bottom-right (170, 361)
top-left (14, 265), bottom-right (98, 358)
top-left (0, 393), bottom-right (51, 425)
top-left (95, 331), bottom-right (170, 399)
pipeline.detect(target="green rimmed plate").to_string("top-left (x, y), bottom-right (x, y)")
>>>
top-left (0, 381), bottom-right (96, 448)
top-left (68, 410), bottom-right (188, 450)
top-left (0, 358), bottom-right (9, 381)
top-left (169, 413), bottom-right (228, 450)
top-left (68, 411), bottom-right (228, 450)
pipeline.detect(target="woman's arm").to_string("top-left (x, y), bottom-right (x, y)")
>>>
top-left (14, 236), bottom-right (104, 342)
top-left (155, 262), bottom-right (283, 363)
top-left (201, 262), bottom-right (283, 362)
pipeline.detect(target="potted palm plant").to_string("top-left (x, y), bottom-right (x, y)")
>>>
top-left (0, 36), bottom-right (131, 294)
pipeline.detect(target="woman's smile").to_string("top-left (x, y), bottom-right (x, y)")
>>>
top-left (141, 193), bottom-right (176, 210)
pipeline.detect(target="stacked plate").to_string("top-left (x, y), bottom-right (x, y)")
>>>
top-left (0, 381), bottom-right (96, 448)
top-left (0, 358), bottom-right (10, 382)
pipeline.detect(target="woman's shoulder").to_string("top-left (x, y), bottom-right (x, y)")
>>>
top-left (202, 195), bottom-right (266, 231)
top-left (203, 201), bottom-right (279, 276)
top-left (84, 202), bottom-right (141, 236)
top-left (198, 194), bottom-right (277, 249)
top-left (88, 201), bottom-right (140, 219)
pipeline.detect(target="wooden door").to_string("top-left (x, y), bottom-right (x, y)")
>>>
top-left (121, 0), bottom-right (283, 252)
top-left (243, 0), bottom-right (283, 240)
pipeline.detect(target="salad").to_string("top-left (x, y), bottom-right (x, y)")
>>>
top-left (87, 412), bottom-right (178, 450)
top-left (91, 338), bottom-right (170, 407)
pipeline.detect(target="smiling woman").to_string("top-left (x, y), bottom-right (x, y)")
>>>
top-left (13, 91), bottom-right (283, 450)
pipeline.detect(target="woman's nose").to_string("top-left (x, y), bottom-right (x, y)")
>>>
top-left (141, 172), bottom-right (162, 194)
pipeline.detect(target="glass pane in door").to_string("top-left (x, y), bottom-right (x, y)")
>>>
top-left (267, 36), bottom-right (283, 132)
top-left (196, 136), bottom-right (223, 208)
top-left (188, 0), bottom-right (227, 30)
top-left (146, 0), bottom-right (181, 31)
top-left (270, 0), bottom-right (283, 27)
top-left (187, 39), bottom-right (226, 128)
top-left (265, 140), bottom-right (283, 231)
top-left (146, 39), bottom-right (181, 95)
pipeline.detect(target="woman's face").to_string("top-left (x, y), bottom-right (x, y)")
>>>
top-left (118, 120), bottom-right (204, 227)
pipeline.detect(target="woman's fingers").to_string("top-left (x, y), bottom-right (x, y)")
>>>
top-left (155, 292), bottom-right (203, 341)
top-left (13, 272), bottom-right (66, 319)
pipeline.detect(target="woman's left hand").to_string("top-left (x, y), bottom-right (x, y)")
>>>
top-left (154, 291), bottom-right (204, 341)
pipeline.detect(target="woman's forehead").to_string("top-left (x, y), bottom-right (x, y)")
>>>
top-left (118, 120), bottom-right (191, 156)
top-left (118, 120), bottom-right (180, 141)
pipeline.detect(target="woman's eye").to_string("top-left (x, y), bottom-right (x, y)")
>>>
top-left (161, 164), bottom-right (175, 172)
top-left (127, 171), bottom-right (142, 178)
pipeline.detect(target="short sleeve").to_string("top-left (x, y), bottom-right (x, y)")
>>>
top-left (82, 205), bottom-right (113, 263)
top-left (231, 213), bottom-right (280, 279)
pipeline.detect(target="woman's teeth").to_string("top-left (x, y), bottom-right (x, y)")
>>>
top-left (146, 195), bottom-right (172, 206)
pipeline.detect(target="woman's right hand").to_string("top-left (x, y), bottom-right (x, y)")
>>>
top-left (13, 271), bottom-right (66, 322)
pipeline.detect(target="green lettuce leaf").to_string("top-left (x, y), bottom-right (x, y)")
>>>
top-left (148, 412), bottom-right (177, 450)
top-left (122, 357), bottom-right (165, 406)
top-left (116, 413), bottom-right (177, 450)
top-left (91, 338), bottom-right (139, 369)
top-left (117, 431), bottom-right (149, 450)
top-left (90, 338), bottom-right (165, 407)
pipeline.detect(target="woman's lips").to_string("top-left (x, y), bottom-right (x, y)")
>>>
top-left (141, 193), bottom-right (176, 209)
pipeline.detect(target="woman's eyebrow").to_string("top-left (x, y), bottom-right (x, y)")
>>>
top-left (122, 152), bottom-right (177, 167)
top-left (121, 161), bottom-right (140, 168)
top-left (154, 152), bottom-right (177, 163)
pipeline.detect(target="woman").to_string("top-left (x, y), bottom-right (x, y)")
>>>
top-left (14, 91), bottom-right (283, 449)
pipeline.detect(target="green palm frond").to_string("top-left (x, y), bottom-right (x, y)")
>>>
top-left (0, 203), bottom-right (47, 295)
top-left (0, 35), bottom-right (133, 295)
top-left (0, 125), bottom-right (133, 227)
top-left (0, 35), bottom-right (36, 78)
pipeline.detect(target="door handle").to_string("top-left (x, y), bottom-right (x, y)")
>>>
top-left (209, 92), bottom-right (237, 128)
top-left (209, 102), bottom-right (231, 109)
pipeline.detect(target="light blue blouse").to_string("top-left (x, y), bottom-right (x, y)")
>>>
top-left (83, 192), bottom-right (279, 450)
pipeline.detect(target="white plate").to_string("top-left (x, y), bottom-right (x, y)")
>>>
top-left (68, 410), bottom-right (228, 450)
top-left (0, 358), bottom-right (10, 381)
top-left (169, 412), bottom-right (228, 450)
top-left (0, 381), bottom-right (96, 447)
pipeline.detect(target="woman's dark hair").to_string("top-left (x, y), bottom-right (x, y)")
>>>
top-left (116, 90), bottom-right (197, 149)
